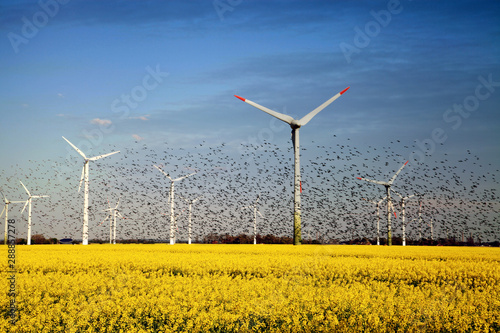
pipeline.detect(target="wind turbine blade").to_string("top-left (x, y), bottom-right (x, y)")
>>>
top-left (0, 207), bottom-right (5, 218)
top-left (173, 172), bottom-right (196, 182)
top-left (78, 166), bottom-right (85, 192)
top-left (391, 189), bottom-right (403, 199)
top-left (62, 136), bottom-right (87, 159)
top-left (389, 160), bottom-right (409, 185)
top-left (21, 200), bottom-right (29, 214)
top-left (298, 87), bottom-right (350, 126)
top-left (389, 201), bottom-right (397, 218)
top-left (193, 196), bottom-right (202, 203)
top-left (20, 181), bottom-right (31, 197)
top-left (98, 216), bottom-right (109, 226)
top-left (31, 195), bottom-right (49, 198)
top-left (407, 194), bottom-right (416, 199)
top-left (356, 177), bottom-right (386, 186)
top-left (117, 212), bottom-right (125, 219)
top-left (154, 165), bottom-right (173, 181)
top-left (115, 197), bottom-right (121, 209)
top-left (88, 151), bottom-right (120, 161)
top-left (234, 95), bottom-right (295, 125)
top-left (361, 198), bottom-right (375, 204)
top-left (378, 196), bottom-right (388, 205)
top-left (257, 211), bottom-right (264, 218)
top-left (175, 209), bottom-right (186, 218)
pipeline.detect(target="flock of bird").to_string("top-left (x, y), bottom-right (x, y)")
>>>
top-left (1, 137), bottom-right (498, 243)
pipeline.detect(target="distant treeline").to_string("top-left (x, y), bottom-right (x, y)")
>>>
top-left (7, 233), bottom-right (499, 247)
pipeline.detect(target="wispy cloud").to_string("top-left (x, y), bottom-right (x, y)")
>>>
top-left (129, 115), bottom-right (150, 121)
top-left (90, 118), bottom-right (112, 126)
top-left (132, 134), bottom-right (144, 141)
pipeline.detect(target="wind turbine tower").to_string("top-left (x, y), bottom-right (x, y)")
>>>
top-left (20, 181), bottom-right (49, 245)
top-left (179, 194), bottom-right (201, 245)
top-left (1, 192), bottom-right (25, 245)
top-left (154, 165), bottom-right (196, 245)
top-left (414, 195), bottom-right (425, 241)
top-left (235, 86), bottom-right (350, 245)
top-left (357, 160), bottom-right (408, 246)
top-left (392, 191), bottom-right (415, 246)
top-left (362, 196), bottom-right (387, 245)
top-left (241, 194), bottom-right (264, 245)
top-left (62, 136), bottom-right (120, 245)
top-left (100, 197), bottom-right (125, 244)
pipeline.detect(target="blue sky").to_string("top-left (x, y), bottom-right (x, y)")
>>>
top-left (0, 0), bottom-right (499, 242)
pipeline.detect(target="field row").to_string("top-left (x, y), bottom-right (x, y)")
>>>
top-left (1, 245), bottom-right (499, 332)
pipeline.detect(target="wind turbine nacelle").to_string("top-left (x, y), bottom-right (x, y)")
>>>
top-left (290, 120), bottom-right (301, 129)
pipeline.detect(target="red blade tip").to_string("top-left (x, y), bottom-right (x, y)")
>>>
top-left (340, 86), bottom-right (350, 95)
top-left (234, 95), bottom-right (245, 102)
top-left (356, 177), bottom-right (362, 180)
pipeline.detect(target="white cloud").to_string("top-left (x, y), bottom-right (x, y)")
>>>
top-left (129, 114), bottom-right (150, 121)
top-left (132, 134), bottom-right (144, 141)
top-left (90, 118), bottom-right (112, 126)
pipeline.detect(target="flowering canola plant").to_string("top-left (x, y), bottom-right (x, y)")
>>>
top-left (1, 245), bottom-right (499, 332)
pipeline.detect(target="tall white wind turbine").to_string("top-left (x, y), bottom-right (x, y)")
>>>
top-left (392, 191), bottom-right (415, 246)
top-left (1, 191), bottom-right (25, 245)
top-left (356, 160), bottom-right (408, 246)
top-left (361, 196), bottom-right (387, 246)
top-left (154, 165), bottom-right (196, 245)
top-left (241, 194), bottom-right (264, 245)
top-left (99, 197), bottom-right (125, 244)
top-left (62, 136), bottom-right (120, 245)
top-left (20, 181), bottom-right (49, 245)
top-left (235, 86), bottom-right (350, 245)
top-left (179, 194), bottom-right (202, 245)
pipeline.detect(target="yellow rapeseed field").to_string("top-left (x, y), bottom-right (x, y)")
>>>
top-left (1, 244), bottom-right (499, 332)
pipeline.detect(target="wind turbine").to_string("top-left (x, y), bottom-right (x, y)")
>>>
top-left (161, 208), bottom-right (186, 243)
top-left (154, 165), bottom-right (196, 245)
top-left (99, 197), bottom-right (125, 244)
top-left (235, 86), bottom-right (350, 245)
top-left (412, 195), bottom-right (426, 241)
top-left (19, 181), bottom-right (49, 245)
top-left (392, 191), bottom-right (415, 246)
top-left (356, 160), bottom-right (408, 246)
top-left (62, 136), bottom-right (120, 245)
top-left (179, 194), bottom-right (202, 245)
top-left (1, 191), bottom-right (25, 245)
top-left (241, 194), bottom-right (264, 245)
top-left (361, 196), bottom-right (387, 246)
top-left (429, 217), bottom-right (434, 241)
